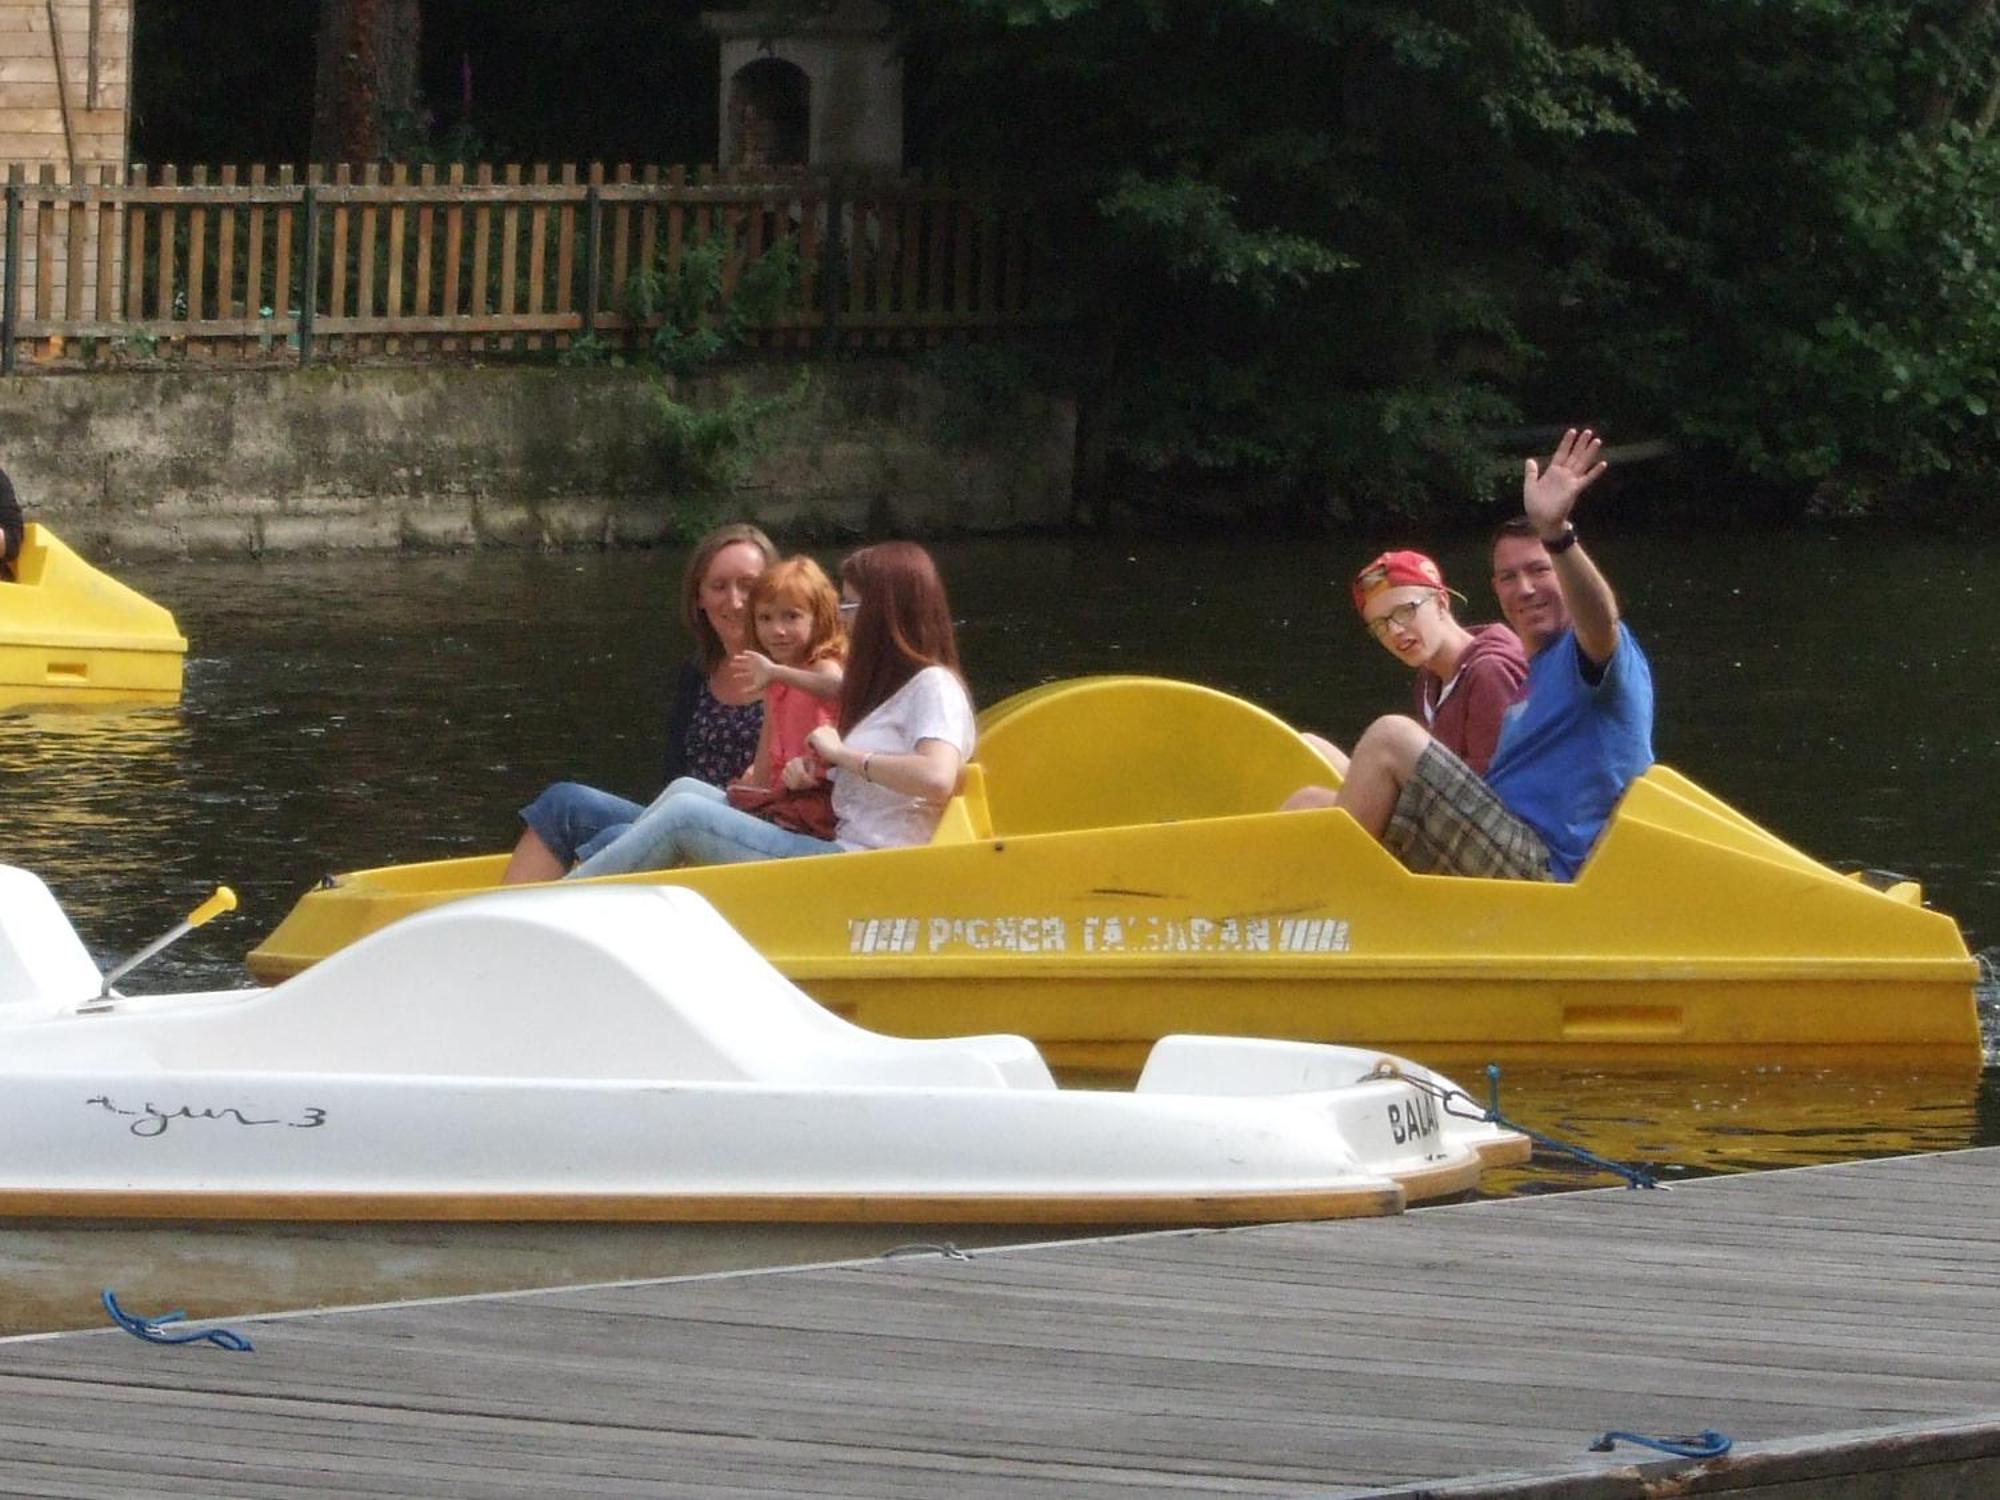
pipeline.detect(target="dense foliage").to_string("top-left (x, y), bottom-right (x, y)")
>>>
top-left (898, 0), bottom-right (2000, 523)
top-left (134, 1), bottom-right (2000, 524)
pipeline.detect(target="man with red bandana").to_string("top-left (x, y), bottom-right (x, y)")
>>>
top-left (1286, 428), bottom-right (1654, 881)
top-left (1316, 549), bottom-right (1526, 777)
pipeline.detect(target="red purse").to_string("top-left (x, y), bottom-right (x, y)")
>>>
top-left (726, 779), bottom-right (838, 840)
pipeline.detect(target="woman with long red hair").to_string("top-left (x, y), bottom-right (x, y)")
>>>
top-left (568, 540), bottom-right (974, 875)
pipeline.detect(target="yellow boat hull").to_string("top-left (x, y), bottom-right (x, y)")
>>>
top-left (249, 678), bottom-right (1982, 1071)
top-left (0, 525), bottom-right (187, 702)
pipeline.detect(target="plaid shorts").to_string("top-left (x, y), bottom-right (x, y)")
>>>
top-left (1384, 741), bottom-right (1552, 880)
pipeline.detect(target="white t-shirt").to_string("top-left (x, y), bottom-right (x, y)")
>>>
top-left (832, 665), bottom-right (977, 850)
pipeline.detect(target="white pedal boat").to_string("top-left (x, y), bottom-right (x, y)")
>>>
top-left (0, 866), bottom-right (1526, 1228)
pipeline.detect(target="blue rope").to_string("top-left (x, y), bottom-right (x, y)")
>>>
top-left (1591, 1428), bottom-right (1733, 1459)
top-left (1400, 1064), bottom-right (1663, 1190)
top-left (102, 1289), bottom-right (254, 1352)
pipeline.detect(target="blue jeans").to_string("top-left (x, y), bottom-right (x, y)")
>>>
top-left (519, 781), bottom-right (648, 866)
top-left (567, 777), bottom-right (840, 877)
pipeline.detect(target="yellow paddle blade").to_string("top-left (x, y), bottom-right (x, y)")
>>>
top-left (188, 887), bottom-right (238, 927)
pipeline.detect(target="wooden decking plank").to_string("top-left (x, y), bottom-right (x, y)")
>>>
top-left (0, 1149), bottom-right (1992, 1497)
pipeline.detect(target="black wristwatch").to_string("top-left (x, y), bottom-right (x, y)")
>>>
top-left (1543, 522), bottom-right (1579, 554)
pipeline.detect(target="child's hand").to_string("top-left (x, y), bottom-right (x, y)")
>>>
top-left (728, 649), bottom-right (775, 692)
top-left (780, 754), bottom-right (823, 790)
top-left (804, 725), bottom-right (843, 762)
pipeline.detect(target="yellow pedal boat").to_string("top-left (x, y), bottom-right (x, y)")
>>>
top-left (249, 676), bottom-right (1983, 1072)
top-left (0, 525), bottom-right (187, 704)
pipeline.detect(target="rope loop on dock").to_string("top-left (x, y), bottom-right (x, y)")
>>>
top-left (1590, 1428), bottom-right (1732, 1459)
top-left (1394, 1065), bottom-right (1664, 1191)
top-left (101, 1289), bottom-right (254, 1351)
top-left (880, 1242), bottom-right (974, 1261)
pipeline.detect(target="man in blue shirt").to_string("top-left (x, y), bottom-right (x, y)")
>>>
top-left (1286, 427), bottom-right (1654, 881)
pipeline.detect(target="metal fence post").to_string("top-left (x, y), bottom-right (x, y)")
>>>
top-left (581, 183), bottom-right (601, 341)
top-left (297, 181), bottom-right (319, 364)
top-left (1, 182), bottom-right (20, 375)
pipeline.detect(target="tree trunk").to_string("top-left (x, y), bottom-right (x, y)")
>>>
top-left (311, 0), bottom-right (423, 163)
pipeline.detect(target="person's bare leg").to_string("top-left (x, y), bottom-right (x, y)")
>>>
top-left (500, 827), bottom-right (566, 884)
top-left (1300, 731), bottom-right (1350, 778)
top-left (1332, 716), bottom-right (1429, 838)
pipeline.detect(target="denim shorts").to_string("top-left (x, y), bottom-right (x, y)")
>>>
top-left (519, 781), bottom-right (646, 866)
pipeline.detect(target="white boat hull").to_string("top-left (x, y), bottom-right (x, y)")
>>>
top-left (0, 871), bottom-right (1527, 1231)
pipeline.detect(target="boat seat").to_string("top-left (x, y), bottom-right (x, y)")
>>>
top-left (927, 763), bottom-right (994, 845)
top-left (971, 676), bottom-right (1339, 836)
top-left (0, 867), bottom-right (108, 1017)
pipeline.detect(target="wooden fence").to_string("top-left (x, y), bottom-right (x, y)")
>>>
top-left (0, 162), bottom-right (1059, 369)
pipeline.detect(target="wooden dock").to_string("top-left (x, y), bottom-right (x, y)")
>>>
top-left (0, 1148), bottom-right (1996, 1497)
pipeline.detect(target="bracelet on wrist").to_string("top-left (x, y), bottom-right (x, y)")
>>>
top-left (860, 753), bottom-right (874, 783)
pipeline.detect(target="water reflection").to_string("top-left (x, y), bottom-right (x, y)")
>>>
top-left (1469, 1065), bottom-right (1993, 1197)
top-left (0, 700), bottom-right (195, 972)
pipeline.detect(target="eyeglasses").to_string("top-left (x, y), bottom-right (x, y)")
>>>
top-left (1365, 595), bottom-right (1433, 642)
top-left (837, 600), bottom-right (859, 615)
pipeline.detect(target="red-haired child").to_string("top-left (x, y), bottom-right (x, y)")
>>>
top-left (726, 556), bottom-right (846, 835)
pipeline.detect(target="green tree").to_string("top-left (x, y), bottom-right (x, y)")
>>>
top-left (900, 0), bottom-right (1670, 520)
top-left (900, 0), bottom-right (2000, 524)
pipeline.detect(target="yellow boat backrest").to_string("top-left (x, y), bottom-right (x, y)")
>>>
top-left (968, 676), bottom-right (1339, 837)
top-left (928, 763), bottom-right (994, 845)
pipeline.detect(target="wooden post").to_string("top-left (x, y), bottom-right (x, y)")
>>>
top-left (581, 177), bottom-right (602, 341)
top-left (156, 164), bottom-right (177, 338)
top-left (299, 177), bottom-right (318, 364)
top-left (526, 163), bottom-right (549, 349)
top-left (125, 163), bottom-right (146, 320)
top-left (246, 164), bottom-right (268, 334)
top-left (94, 162), bottom-right (116, 327)
top-left (818, 177), bottom-right (844, 355)
top-left (186, 165), bottom-right (208, 338)
top-left (216, 165), bottom-right (240, 347)
top-left (927, 172), bottom-right (948, 340)
top-left (499, 163), bottom-right (521, 323)
top-left (356, 162), bottom-right (379, 338)
top-left (797, 177), bottom-right (820, 352)
top-left (444, 163), bottom-right (467, 349)
top-left (664, 164), bottom-right (685, 279)
top-left (273, 165), bottom-right (295, 330)
top-left (638, 164), bottom-right (660, 289)
top-left (385, 162), bottom-right (407, 354)
top-left (414, 164), bottom-right (435, 323)
top-left (555, 162), bottom-right (581, 350)
top-left (610, 163), bottom-right (631, 304)
top-left (470, 163), bottom-right (493, 350)
top-left (35, 166), bottom-right (57, 346)
top-left (329, 162), bottom-right (351, 350)
top-left (2, 176), bottom-right (20, 375)
top-left (66, 166), bottom-right (88, 328)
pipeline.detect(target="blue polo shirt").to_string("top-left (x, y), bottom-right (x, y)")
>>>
top-left (1484, 623), bottom-right (1654, 880)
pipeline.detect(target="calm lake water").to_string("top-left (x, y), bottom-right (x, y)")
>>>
top-left (5, 531), bottom-right (1997, 1193)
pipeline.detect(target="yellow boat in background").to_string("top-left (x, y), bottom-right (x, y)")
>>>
top-left (0, 525), bottom-right (187, 704)
top-left (249, 677), bottom-right (1983, 1071)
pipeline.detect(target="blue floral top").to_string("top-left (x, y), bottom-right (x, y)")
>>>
top-left (680, 679), bottom-right (763, 787)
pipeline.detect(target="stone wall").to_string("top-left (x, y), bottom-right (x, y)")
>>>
top-left (0, 361), bottom-right (1075, 555)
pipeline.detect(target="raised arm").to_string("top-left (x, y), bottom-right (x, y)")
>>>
top-left (730, 650), bottom-right (845, 700)
top-left (1523, 427), bottom-right (1619, 665)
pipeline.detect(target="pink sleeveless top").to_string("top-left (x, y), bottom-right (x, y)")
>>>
top-left (760, 678), bottom-right (840, 788)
